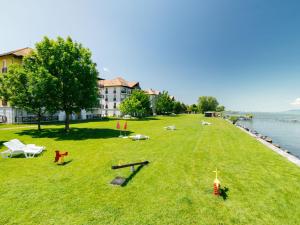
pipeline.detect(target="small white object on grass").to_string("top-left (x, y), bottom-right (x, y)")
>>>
top-left (129, 134), bottom-right (150, 141)
top-left (164, 125), bottom-right (176, 130)
top-left (201, 121), bottom-right (212, 125)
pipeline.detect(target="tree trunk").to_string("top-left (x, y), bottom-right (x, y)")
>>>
top-left (65, 111), bottom-right (70, 132)
top-left (37, 110), bottom-right (42, 131)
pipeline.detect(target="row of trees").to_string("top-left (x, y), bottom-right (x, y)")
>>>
top-left (119, 90), bottom-right (187, 117)
top-left (185, 96), bottom-right (225, 114)
top-left (0, 37), bottom-right (99, 131)
top-left (197, 96), bottom-right (225, 113)
top-left (119, 93), bottom-right (226, 117)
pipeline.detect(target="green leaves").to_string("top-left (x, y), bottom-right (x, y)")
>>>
top-left (197, 96), bottom-right (219, 113)
top-left (155, 91), bottom-right (174, 115)
top-left (33, 36), bottom-right (99, 130)
top-left (0, 36), bottom-right (99, 131)
top-left (119, 90), bottom-right (151, 117)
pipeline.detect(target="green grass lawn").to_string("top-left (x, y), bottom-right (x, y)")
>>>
top-left (0, 114), bottom-right (299, 225)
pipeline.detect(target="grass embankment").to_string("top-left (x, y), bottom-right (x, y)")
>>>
top-left (0, 115), bottom-right (299, 225)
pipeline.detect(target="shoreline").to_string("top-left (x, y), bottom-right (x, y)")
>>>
top-left (235, 124), bottom-right (300, 167)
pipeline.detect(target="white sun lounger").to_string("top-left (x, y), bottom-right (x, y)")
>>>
top-left (164, 125), bottom-right (176, 130)
top-left (1, 139), bottom-right (45, 158)
top-left (129, 134), bottom-right (149, 141)
top-left (201, 121), bottom-right (211, 125)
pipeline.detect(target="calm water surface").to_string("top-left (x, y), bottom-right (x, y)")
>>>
top-left (238, 113), bottom-right (300, 158)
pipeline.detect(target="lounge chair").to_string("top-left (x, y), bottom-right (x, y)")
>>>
top-left (201, 121), bottom-right (211, 125)
top-left (164, 125), bottom-right (176, 130)
top-left (129, 134), bottom-right (149, 141)
top-left (1, 139), bottom-right (45, 158)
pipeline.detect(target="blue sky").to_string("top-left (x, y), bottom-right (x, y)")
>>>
top-left (1, 0), bottom-right (300, 112)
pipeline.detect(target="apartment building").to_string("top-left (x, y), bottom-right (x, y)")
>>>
top-left (0, 48), bottom-right (99, 123)
top-left (99, 77), bottom-right (140, 116)
top-left (0, 48), bottom-right (151, 122)
top-left (0, 48), bottom-right (37, 123)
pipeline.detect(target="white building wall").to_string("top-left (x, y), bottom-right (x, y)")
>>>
top-left (0, 85), bottom-right (138, 123)
top-left (99, 86), bottom-right (133, 117)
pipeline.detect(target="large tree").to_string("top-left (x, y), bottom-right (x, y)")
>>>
top-left (155, 91), bottom-right (174, 115)
top-left (33, 36), bottom-right (99, 131)
top-left (0, 63), bottom-right (57, 130)
top-left (173, 101), bottom-right (186, 114)
top-left (187, 104), bottom-right (198, 114)
top-left (197, 96), bottom-right (219, 113)
top-left (119, 90), bottom-right (151, 117)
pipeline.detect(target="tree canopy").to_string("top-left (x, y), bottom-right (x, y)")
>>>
top-left (155, 91), bottom-right (174, 115)
top-left (187, 104), bottom-right (198, 114)
top-left (216, 105), bottom-right (225, 112)
top-left (197, 96), bottom-right (219, 113)
top-left (173, 101), bottom-right (187, 114)
top-left (119, 90), bottom-right (151, 117)
top-left (33, 36), bottom-right (99, 131)
top-left (0, 36), bottom-right (99, 131)
top-left (0, 59), bottom-right (57, 130)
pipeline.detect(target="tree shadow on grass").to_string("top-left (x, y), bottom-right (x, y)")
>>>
top-left (16, 128), bottom-right (133, 141)
top-left (219, 186), bottom-right (229, 200)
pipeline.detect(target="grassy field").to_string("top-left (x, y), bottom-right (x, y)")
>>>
top-left (0, 114), bottom-right (299, 225)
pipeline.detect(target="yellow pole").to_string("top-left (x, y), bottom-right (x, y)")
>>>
top-left (213, 168), bottom-right (220, 184)
top-left (213, 168), bottom-right (218, 179)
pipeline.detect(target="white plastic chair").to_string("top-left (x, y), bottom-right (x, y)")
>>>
top-left (1, 139), bottom-right (45, 158)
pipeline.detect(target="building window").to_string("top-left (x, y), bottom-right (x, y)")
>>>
top-left (105, 88), bottom-right (108, 94)
top-left (113, 87), bottom-right (116, 94)
top-left (121, 88), bottom-right (126, 94)
top-left (113, 95), bottom-right (116, 101)
top-left (105, 104), bottom-right (108, 109)
top-left (113, 103), bottom-right (117, 109)
top-left (105, 95), bottom-right (108, 101)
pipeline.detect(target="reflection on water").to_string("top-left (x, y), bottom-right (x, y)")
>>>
top-left (238, 112), bottom-right (300, 158)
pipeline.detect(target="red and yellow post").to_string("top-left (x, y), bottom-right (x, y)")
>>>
top-left (213, 169), bottom-right (220, 196)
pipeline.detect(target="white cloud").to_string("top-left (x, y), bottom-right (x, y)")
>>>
top-left (290, 98), bottom-right (300, 106)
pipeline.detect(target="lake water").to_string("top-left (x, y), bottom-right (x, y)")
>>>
top-left (237, 112), bottom-right (300, 158)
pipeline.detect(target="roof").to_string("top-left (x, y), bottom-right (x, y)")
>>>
top-left (99, 77), bottom-right (139, 88)
top-left (145, 89), bottom-right (160, 95)
top-left (0, 47), bottom-right (33, 58)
